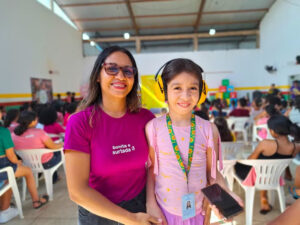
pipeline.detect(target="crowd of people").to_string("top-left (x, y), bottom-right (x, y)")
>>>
top-left (0, 46), bottom-right (299, 224)
top-left (0, 97), bottom-right (79, 223)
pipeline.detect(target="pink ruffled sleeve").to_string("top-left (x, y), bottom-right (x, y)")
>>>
top-left (145, 119), bottom-right (159, 175)
top-left (207, 124), bottom-right (223, 180)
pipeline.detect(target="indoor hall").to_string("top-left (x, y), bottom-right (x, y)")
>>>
top-left (1, 0), bottom-right (300, 225)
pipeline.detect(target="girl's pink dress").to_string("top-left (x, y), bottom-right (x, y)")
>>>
top-left (146, 115), bottom-right (223, 225)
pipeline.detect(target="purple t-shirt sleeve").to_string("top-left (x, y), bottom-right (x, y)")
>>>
top-left (64, 112), bottom-right (91, 154)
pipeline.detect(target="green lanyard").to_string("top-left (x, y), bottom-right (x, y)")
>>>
top-left (166, 113), bottom-right (196, 181)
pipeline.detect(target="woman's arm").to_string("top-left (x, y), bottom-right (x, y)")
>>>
top-left (43, 137), bottom-right (63, 149)
top-left (65, 150), bottom-right (160, 225)
top-left (5, 148), bottom-right (22, 165)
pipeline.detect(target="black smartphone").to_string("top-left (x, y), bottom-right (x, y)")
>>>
top-left (201, 183), bottom-right (243, 219)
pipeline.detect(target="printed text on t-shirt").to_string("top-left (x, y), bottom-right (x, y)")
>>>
top-left (112, 144), bottom-right (135, 155)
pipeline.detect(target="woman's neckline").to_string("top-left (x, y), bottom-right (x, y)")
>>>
top-left (100, 106), bottom-right (128, 119)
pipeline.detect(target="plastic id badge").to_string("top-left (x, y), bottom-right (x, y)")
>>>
top-left (182, 193), bottom-right (196, 220)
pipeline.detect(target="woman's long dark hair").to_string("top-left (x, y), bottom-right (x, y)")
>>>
top-left (14, 111), bottom-right (37, 136)
top-left (267, 115), bottom-right (300, 140)
top-left (4, 109), bottom-right (19, 128)
top-left (214, 117), bottom-right (233, 142)
top-left (78, 46), bottom-right (140, 121)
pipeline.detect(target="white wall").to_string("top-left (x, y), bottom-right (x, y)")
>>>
top-left (0, 0), bottom-right (83, 102)
top-left (259, 0), bottom-right (300, 85)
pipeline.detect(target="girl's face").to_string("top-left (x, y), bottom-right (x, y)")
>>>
top-left (167, 72), bottom-right (200, 116)
top-left (98, 51), bottom-right (135, 101)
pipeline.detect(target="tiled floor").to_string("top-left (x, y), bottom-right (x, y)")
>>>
top-left (5, 167), bottom-right (296, 225)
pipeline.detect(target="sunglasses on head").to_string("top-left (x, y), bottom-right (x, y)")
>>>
top-left (102, 62), bottom-right (137, 78)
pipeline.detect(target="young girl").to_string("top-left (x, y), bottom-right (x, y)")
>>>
top-left (0, 113), bottom-right (49, 210)
top-left (11, 111), bottom-right (63, 180)
top-left (235, 115), bottom-right (300, 214)
top-left (146, 58), bottom-right (243, 225)
top-left (39, 106), bottom-right (65, 141)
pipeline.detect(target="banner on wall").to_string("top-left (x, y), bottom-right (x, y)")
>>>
top-left (30, 78), bottom-right (53, 104)
top-left (140, 75), bottom-right (167, 109)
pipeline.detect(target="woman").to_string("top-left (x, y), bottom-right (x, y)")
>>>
top-left (64, 46), bottom-right (161, 225)
top-left (235, 115), bottom-right (300, 214)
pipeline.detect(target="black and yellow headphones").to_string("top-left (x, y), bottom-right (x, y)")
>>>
top-left (153, 59), bottom-right (207, 105)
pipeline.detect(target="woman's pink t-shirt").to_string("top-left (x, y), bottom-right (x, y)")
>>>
top-left (11, 128), bottom-right (53, 163)
top-left (64, 106), bottom-right (155, 204)
top-left (146, 115), bottom-right (223, 216)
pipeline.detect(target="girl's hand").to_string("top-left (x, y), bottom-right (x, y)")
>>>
top-left (146, 202), bottom-right (168, 225)
top-left (129, 212), bottom-right (162, 225)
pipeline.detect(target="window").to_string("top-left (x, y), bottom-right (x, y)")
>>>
top-left (53, 2), bottom-right (77, 30)
top-left (36, 0), bottom-right (77, 30)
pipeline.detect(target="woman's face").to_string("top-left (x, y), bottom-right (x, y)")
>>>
top-left (98, 51), bottom-right (135, 101)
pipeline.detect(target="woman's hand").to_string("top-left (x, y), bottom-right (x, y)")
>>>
top-left (146, 201), bottom-right (168, 225)
top-left (128, 212), bottom-right (162, 225)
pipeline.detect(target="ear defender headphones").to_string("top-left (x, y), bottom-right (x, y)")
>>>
top-left (154, 59), bottom-right (207, 105)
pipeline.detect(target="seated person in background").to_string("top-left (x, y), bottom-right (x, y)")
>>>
top-left (11, 111), bottom-right (63, 183)
top-left (210, 99), bottom-right (227, 118)
top-left (254, 95), bottom-right (281, 121)
top-left (39, 106), bottom-right (65, 141)
top-left (214, 117), bottom-right (235, 142)
top-left (4, 109), bottom-right (19, 133)
top-left (250, 98), bottom-right (263, 120)
top-left (0, 119), bottom-right (48, 211)
top-left (256, 104), bottom-right (280, 140)
top-left (280, 100), bottom-right (288, 114)
top-left (229, 98), bottom-right (250, 117)
top-left (63, 102), bottom-right (78, 127)
top-left (234, 115), bottom-right (300, 214)
top-left (285, 96), bottom-right (300, 125)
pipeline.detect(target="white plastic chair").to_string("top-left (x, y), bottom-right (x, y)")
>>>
top-left (233, 159), bottom-right (292, 225)
top-left (229, 117), bottom-right (250, 142)
top-left (252, 124), bottom-right (273, 142)
top-left (220, 142), bottom-right (244, 191)
top-left (0, 167), bottom-right (24, 219)
top-left (16, 148), bottom-right (65, 201)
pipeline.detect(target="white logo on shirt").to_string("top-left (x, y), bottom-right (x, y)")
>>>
top-left (112, 144), bottom-right (135, 155)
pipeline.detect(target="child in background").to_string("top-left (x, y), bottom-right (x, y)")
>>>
top-left (4, 109), bottom-right (19, 133)
top-left (146, 58), bottom-right (243, 225)
top-left (214, 117), bottom-right (235, 142)
top-left (39, 106), bottom-right (65, 141)
top-left (11, 111), bottom-right (63, 183)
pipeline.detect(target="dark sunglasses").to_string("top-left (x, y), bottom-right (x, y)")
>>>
top-left (102, 63), bottom-right (137, 78)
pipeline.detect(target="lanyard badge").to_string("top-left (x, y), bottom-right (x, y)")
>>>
top-left (166, 114), bottom-right (196, 220)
